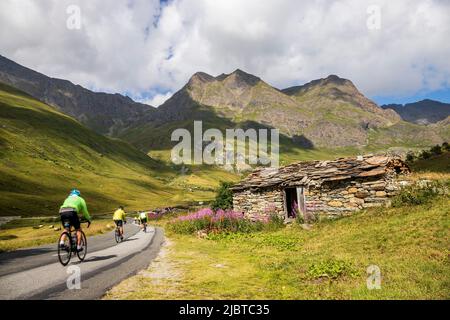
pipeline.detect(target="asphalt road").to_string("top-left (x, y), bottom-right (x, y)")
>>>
top-left (0, 222), bottom-right (164, 300)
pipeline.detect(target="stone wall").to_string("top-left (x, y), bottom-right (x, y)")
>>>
top-left (304, 176), bottom-right (400, 218)
top-left (232, 187), bottom-right (285, 219)
top-left (233, 174), bottom-right (404, 220)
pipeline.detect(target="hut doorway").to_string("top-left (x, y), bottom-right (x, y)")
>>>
top-left (284, 187), bottom-right (306, 219)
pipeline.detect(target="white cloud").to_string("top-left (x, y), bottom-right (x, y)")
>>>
top-left (138, 91), bottom-right (173, 107)
top-left (0, 0), bottom-right (449, 100)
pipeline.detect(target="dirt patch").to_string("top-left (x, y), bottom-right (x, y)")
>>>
top-left (104, 237), bottom-right (184, 299)
top-left (138, 238), bottom-right (182, 283)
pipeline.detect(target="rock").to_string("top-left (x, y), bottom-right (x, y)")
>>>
top-left (372, 184), bottom-right (386, 191)
top-left (48, 225), bottom-right (54, 229)
top-left (399, 180), bottom-right (411, 187)
top-left (53, 227), bottom-right (61, 231)
top-left (375, 191), bottom-right (387, 197)
top-left (196, 230), bottom-right (208, 239)
top-left (38, 224), bottom-right (44, 228)
top-left (355, 191), bottom-right (369, 198)
top-left (301, 224), bottom-right (312, 230)
top-left (328, 200), bottom-right (343, 207)
top-left (348, 187), bottom-right (358, 193)
top-left (350, 197), bottom-right (365, 204)
top-left (344, 202), bottom-right (358, 208)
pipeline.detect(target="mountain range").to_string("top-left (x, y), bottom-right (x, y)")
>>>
top-left (0, 55), bottom-right (155, 136)
top-left (0, 54), bottom-right (449, 154)
top-left (0, 54), bottom-right (449, 214)
top-left (122, 69), bottom-right (448, 153)
top-left (382, 99), bottom-right (450, 125)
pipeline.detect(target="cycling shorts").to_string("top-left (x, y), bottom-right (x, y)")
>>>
top-left (60, 208), bottom-right (80, 230)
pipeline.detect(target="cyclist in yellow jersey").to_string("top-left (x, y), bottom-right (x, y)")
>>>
top-left (113, 206), bottom-right (127, 240)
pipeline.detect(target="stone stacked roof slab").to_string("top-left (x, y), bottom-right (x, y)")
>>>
top-left (231, 155), bottom-right (410, 191)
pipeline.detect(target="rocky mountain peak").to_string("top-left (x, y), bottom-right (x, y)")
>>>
top-left (187, 72), bottom-right (215, 85)
top-left (222, 69), bottom-right (261, 87)
top-left (322, 74), bottom-right (353, 86)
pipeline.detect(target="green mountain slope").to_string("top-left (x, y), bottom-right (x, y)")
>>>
top-left (0, 83), bottom-right (220, 216)
top-left (0, 55), bottom-right (156, 135)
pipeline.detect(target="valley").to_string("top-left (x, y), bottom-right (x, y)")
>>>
top-left (0, 56), bottom-right (448, 218)
top-left (0, 83), bottom-right (236, 216)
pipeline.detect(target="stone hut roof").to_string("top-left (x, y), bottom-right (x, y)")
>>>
top-left (231, 155), bottom-right (410, 191)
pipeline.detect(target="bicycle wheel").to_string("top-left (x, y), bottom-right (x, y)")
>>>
top-left (77, 231), bottom-right (87, 261)
top-left (57, 232), bottom-right (72, 266)
top-left (115, 228), bottom-right (121, 243)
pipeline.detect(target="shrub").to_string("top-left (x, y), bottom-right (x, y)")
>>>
top-left (265, 214), bottom-right (285, 231)
top-left (430, 144), bottom-right (443, 156)
top-left (420, 150), bottom-right (431, 159)
top-left (392, 180), bottom-right (448, 207)
top-left (295, 213), bottom-right (305, 225)
top-left (307, 260), bottom-right (358, 280)
top-left (442, 142), bottom-right (450, 151)
top-left (211, 182), bottom-right (233, 210)
top-left (168, 208), bottom-right (215, 234)
top-left (168, 208), bottom-right (266, 235)
top-left (405, 151), bottom-right (416, 163)
top-left (168, 206), bottom-right (286, 235)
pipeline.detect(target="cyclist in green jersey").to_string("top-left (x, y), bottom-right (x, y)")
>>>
top-left (59, 189), bottom-right (92, 252)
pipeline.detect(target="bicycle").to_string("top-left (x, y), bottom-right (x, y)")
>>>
top-left (114, 220), bottom-right (126, 243)
top-left (140, 219), bottom-right (147, 233)
top-left (57, 220), bottom-right (90, 266)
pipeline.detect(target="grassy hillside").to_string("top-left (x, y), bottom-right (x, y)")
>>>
top-left (106, 156), bottom-right (449, 300)
top-left (106, 193), bottom-right (449, 300)
top-left (0, 83), bottom-right (223, 216)
top-left (409, 152), bottom-right (450, 173)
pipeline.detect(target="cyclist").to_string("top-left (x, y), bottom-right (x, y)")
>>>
top-left (113, 206), bottom-right (127, 241)
top-left (59, 189), bottom-right (92, 252)
top-left (139, 211), bottom-right (148, 232)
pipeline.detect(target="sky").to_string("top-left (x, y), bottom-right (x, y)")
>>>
top-left (0, 0), bottom-right (449, 106)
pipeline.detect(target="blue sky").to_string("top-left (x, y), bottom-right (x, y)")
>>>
top-left (373, 88), bottom-right (450, 106)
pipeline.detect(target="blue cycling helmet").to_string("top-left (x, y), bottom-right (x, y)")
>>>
top-left (69, 189), bottom-right (81, 196)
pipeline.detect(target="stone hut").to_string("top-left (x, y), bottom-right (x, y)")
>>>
top-left (231, 155), bottom-right (410, 220)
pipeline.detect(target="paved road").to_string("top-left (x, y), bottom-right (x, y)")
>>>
top-left (0, 222), bottom-right (164, 300)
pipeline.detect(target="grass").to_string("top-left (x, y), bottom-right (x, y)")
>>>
top-left (105, 195), bottom-right (449, 300)
top-left (409, 152), bottom-right (450, 173)
top-left (0, 83), bottom-right (225, 216)
top-left (0, 217), bottom-right (115, 252)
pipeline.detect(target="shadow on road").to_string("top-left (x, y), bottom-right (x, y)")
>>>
top-left (78, 254), bottom-right (117, 263)
top-left (0, 247), bottom-right (55, 265)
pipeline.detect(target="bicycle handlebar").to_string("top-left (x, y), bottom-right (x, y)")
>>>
top-left (79, 220), bottom-right (91, 228)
